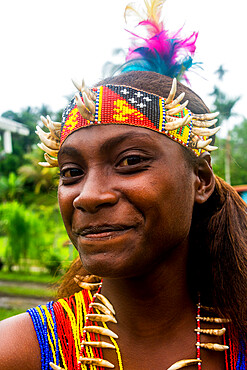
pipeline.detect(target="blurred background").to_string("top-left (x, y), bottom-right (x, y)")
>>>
top-left (0, 0), bottom-right (246, 320)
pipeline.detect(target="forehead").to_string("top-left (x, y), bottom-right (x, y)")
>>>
top-left (58, 124), bottom-right (185, 161)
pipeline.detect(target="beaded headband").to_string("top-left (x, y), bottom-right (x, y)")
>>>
top-left (36, 78), bottom-right (219, 167)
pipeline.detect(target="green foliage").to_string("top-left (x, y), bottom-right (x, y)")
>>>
top-left (210, 86), bottom-right (240, 126)
top-left (18, 146), bottom-right (59, 199)
top-left (229, 119), bottom-right (247, 185)
top-left (0, 308), bottom-right (24, 320)
top-left (0, 172), bottom-right (24, 202)
top-left (0, 202), bottom-right (47, 271)
top-left (0, 108), bottom-right (39, 176)
top-left (211, 136), bottom-right (225, 178)
top-left (43, 251), bottom-right (62, 276)
top-left (0, 104), bottom-right (74, 274)
top-left (0, 270), bottom-right (59, 284)
top-left (0, 105), bottom-right (60, 177)
top-left (209, 65), bottom-right (245, 185)
top-left (0, 285), bottom-right (55, 298)
top-left (212, 119), bottom-right (247, 185)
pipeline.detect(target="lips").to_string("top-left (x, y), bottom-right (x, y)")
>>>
top-left (74, 224), bottom-right (134, 239)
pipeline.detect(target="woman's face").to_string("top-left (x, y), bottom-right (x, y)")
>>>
top-left (58, 125), bottom-right (198, 278)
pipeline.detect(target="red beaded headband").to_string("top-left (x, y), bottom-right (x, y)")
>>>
top-left (36, 79), bottom-right (219, 167)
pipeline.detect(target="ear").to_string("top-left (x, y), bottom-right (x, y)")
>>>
top-left (194, 152), bottom-right (215, 204)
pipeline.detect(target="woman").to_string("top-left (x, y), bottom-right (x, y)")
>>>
top-left (1, 1), bottom-right (247, 368)
top-left (1, 70), bottom-right (247, 370)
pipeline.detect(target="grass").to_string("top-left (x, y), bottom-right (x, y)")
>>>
top-left (0, 285), bottom-right (55, 298)
top-left (0, 270), bottom-right (59, 284)
top-left (0, 308), bottom-right (24, 321)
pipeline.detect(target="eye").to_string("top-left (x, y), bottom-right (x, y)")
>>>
top-left (118, 155), bottom-right (144, 167)
top-left (60, 168), bottom-right (84, 180)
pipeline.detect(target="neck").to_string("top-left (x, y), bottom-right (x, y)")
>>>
top-left (101, 242), bottom-right (195, 339)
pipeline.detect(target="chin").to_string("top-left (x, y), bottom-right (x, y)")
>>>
top-left (78, 249), bottom-right (153, 280)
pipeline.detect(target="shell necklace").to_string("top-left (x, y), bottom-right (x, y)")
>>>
top-left (50, 280), bottom-right (230, 370)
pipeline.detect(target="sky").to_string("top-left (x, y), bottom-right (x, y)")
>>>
top-left (0, 0), bottom-right (246, 135)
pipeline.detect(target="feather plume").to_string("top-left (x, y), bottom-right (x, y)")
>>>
top-left (122, 0), bottom-right (198, 82)
top-left (125, 0), bottom-right (165, 33)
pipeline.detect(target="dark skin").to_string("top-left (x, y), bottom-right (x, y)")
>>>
top-left (0, 125), bottom-right (224, 369)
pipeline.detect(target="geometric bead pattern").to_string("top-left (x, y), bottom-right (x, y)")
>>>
top-left (61, 85), bottom-right (203, 156)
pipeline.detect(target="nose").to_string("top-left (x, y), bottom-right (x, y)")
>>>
top-left (73, 168), bottom-right (119, 213)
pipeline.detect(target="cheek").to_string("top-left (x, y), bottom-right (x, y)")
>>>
top-left (58, 185), bottom-right (76, 232)
top-left (145, 172), bottom-right (195, 241)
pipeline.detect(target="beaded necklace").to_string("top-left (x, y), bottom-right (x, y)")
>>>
top-left (28, 281), bottom-right (246, 370)
top-left (48, 280), bottom-right (233, 370)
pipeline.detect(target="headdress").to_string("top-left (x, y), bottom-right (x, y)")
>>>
top-left (36, 0), bottom-right (219, 167)
top-left (122, 0), bottom-right (199, 82)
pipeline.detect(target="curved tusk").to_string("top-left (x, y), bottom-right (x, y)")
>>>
top-left (89, 302), bottom-right (112, 316)
top-left (75, 274), bottom-right (101, 283)
top-left (199, 305), bottom-right (216, 312)
top-left (72, 78), bottom-right (85, 92)
top-left (37, 143), bottom-right (59, 158)
top-left (44, 153), bottom-right (58, 167)
top-left (83, 325), bottom-right (118, 339)
top-left (165, 78), bottom-right (177, 105)
top-left (46, 116), bottom-right (61, 138)
top-left (49, 362), bottom-right (65, 370)
top-left (197, 342), bottom-right (229, 351)
top-left (36, 126), bottom-right (60, 150)
top-left (75, 93), bottom-right (95, 121)
top-left (203, 144), bottom-right (218, 151)
top-left (41, 115), bottom-right (61, 131)
top-left (38, 161), bottom-right (54, 168)
top-left (86, 313), bottom-right (117, 324)
top-left (192, 112), bottom-right (219, 121)
top-left (197, 316), bottom-right (231, 324)
top-left (40, 115), bottom-right (48, 128)
top-left (165, 114), bottom-right (191, 131)
top-left (166, 100), bottom-right (189, 116)
top-left (194, 327), bottom-right (226, 336)
top-left (192, 118), bottom-right (218, 128)
top-left (45, 117), bottom-right (60, 140)
top-left (74, 277), bottom-right (101, 290)
top-left (85, 87), bottom-right (97, 102)
top-left (79, 357), bottom-right (114, 368)
top-left (196, 138), bottom-right (212, 149)
top-left (192, 126), bottom-right (221, 137)
top-left (167, 359), bottom-right (202, 370)
top-left (50, 120), bottom-right (62, 130)
top-left (165, 92), bottom-right (185, 109)
top-left (82, 92), bottom-right (96, 114)
top-left (94, 293), bottom-right (115, 315)
top-left (81, 340), bottom-right (115, 349)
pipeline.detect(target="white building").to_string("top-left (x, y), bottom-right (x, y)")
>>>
top-left (0, 116), bottom-right (29, 154)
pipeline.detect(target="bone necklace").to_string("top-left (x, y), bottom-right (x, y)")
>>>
top-left (49, 280), bottom-right (230, 370)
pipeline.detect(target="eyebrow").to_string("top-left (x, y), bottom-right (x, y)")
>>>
top-left (99, 131), bottom-right (154, 154)
top-left (58, 146), bottom-right (81, 160)
top-left (58, 130), bottom-right (154, 160)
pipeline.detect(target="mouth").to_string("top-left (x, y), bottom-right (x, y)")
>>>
top-left (74, 224), bottom-right (134, 240)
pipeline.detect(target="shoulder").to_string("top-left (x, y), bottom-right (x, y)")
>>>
top-left (0, 312), bottom-right (41, 370)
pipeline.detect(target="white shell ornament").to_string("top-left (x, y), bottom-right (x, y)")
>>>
top-left (167, 359), bottom-right (202, 370)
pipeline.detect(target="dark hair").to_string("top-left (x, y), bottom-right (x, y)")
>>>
top-left (97, 70), bottom-right (209, 113)
top-left (57, 71), bottom-right (247, 341)
top-left (189, 176), bottom-right (247, 338)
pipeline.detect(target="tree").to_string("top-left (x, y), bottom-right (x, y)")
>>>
top-left (0, 105), bottom-right (60, 177)
top-left (0, 172), bottom-right (24, 202)
top-left (0, 202), bottom-right (47, 271)
top-left (210, 66), bottom-right (241, 184)
top-left (102, 48), bottom-right (126, 78)
top-left (18, 146), bottom-right (58, 203)
top-left (229, 119), bottom-right (247, 185)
